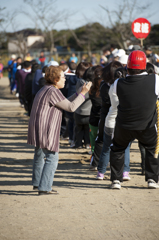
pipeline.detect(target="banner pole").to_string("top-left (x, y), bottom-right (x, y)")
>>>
top-left (140, 38), bottom-right (144, 50)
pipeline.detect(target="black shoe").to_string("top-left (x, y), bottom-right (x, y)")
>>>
top-left (38, 190), bottom-right (59, 195)
top-left (33, 186), bottom-right (38, 190)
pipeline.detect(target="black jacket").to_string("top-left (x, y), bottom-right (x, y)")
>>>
top-left (116, 73), bottom-right (157, 130)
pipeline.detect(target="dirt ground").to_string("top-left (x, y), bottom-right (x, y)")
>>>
top-left (0, 76), bottom-right (159, 240)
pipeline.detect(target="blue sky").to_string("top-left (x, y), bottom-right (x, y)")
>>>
top-left (1, 0), bottom-right (159, 32)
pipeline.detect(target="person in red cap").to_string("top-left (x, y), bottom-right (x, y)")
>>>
top-left (110, 50), bottom-right (159, 189)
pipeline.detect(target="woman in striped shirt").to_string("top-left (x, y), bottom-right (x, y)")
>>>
top-left (28, 66), bottom-right (92, 195)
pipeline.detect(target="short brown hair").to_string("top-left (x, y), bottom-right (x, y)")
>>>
top-left (45, 66), bottom-right (62, 85)
top-left (127, 68), bottom-right (146, 75)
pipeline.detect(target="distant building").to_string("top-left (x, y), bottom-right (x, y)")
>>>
top-left (27, 35), bottom-right (44, 47)
top-left (8, 29), bottom-right (44, 54)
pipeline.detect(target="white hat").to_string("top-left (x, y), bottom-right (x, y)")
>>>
top-left (119, 55), bottom-right (128, 65)
top-left (114, 49), bottom-right (126, 58)
top-left (47, 61), bottom-right (59, 67)
top-left (11, 54), bottom-right (16, 59)
top-left (128, 45), bottom-right (134, 50)
top-left (112, 48), bottom-right (118, 56)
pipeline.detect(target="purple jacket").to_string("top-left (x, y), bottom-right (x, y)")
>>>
top-left (17, 70), bottom-right (29, 95)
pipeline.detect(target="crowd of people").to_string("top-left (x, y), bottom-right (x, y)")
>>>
top-left (4, 44), bottom-right (159, 194)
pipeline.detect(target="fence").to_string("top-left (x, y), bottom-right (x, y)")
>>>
top-left (0, 49), bottom-right (103, 66)
top-left (1, 45), bottom-right (159, 66)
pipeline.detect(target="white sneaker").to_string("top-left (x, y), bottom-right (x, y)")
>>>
top-left (111, 180), bottom-right (121, 189)
top-left (123, 171), bottom-right (131, 181)
top-left (86, 144), bottom-right (91, 149)
top-left (96, 171), bottom-right (104, 180)
top-left (148, 179), bottom-right (159, 189)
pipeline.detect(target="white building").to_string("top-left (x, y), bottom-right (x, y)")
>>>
top-left (8, 35), bottom-right (44, 53)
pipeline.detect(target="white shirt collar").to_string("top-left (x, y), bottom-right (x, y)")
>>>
top-left (22, 68), bottom-right (31, 73)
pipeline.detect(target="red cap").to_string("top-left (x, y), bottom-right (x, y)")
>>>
top-left (127, 50), bottom-right (146, 69)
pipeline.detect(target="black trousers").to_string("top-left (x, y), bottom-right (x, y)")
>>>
top-left (110, 124), bottom-right (159, 183)
top-left (138, 142), bottom-right (146, 171)
top-left (19, 93), bottom-right (25, 105)
top-left (74, 113), bottom-right (90, 147)
top-left (60, 111), bottom-right (69, 138)
top-left (66, 112), bottom-right (75, 141)
top-left (91, 118), bottom-right (105, 167)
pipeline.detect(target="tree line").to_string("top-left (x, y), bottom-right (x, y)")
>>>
top-left (0, 0), bottom-right (158, 59)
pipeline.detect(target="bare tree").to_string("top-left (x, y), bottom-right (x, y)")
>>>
top-left (0, 7), bottom-right (29, 59)
top-left (99, 0), bottom-right (156, 49)
top-left (9, 12), bottom-right (29, 59)
top-left (22, 0), bottom-right (69, 60)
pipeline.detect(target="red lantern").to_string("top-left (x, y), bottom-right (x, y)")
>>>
top-left (132, 18), bottom-right (151, 39)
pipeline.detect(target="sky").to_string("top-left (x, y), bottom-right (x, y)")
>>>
top-left (1, 0), bottom-right (159, 32)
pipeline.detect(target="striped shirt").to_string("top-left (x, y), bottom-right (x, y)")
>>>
top-left (27, 85), bottom-right (65, 152)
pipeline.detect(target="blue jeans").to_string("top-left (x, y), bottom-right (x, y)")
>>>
top-left (98, 131), bottom-right (130, 174)
top-left (32, 147), bottom-right (59, 192)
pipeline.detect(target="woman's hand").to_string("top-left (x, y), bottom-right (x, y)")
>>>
top-left (80, 82), bottom-right (92, 95)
